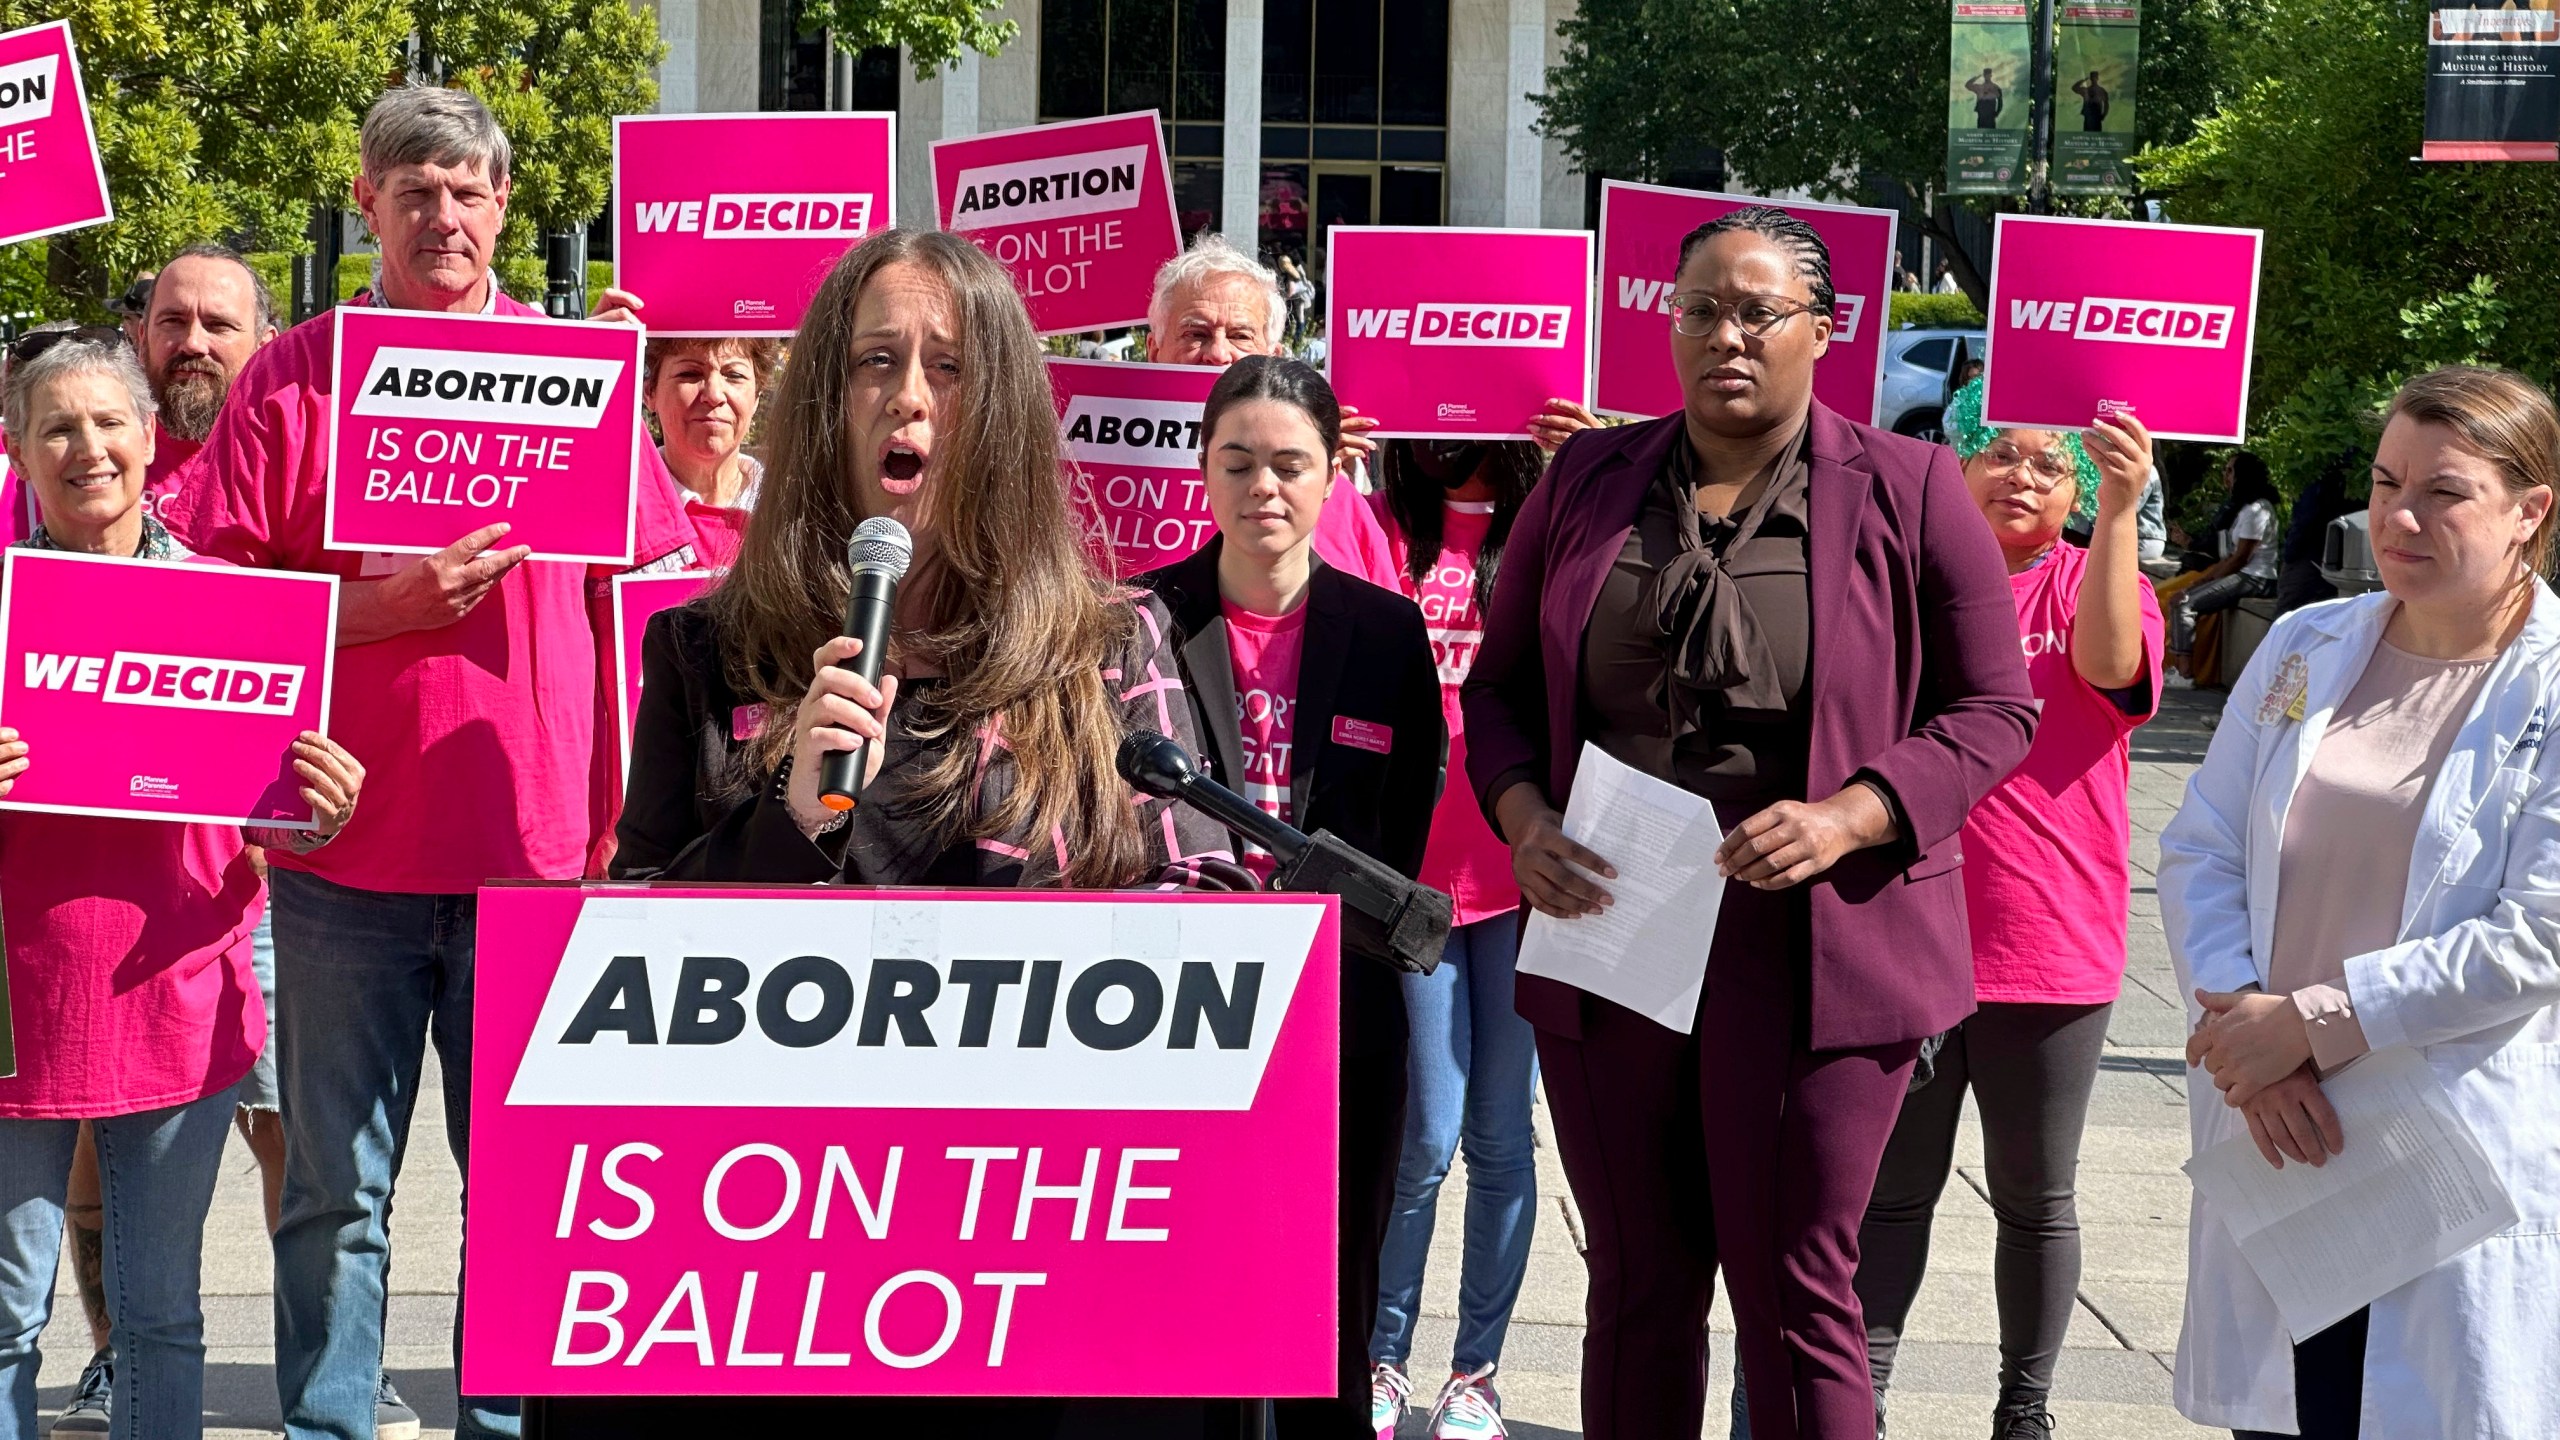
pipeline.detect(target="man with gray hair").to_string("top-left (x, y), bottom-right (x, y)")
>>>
top-left (161, 84), bottom-right (697, 1440)
top-left (1141, 232), bottom-right (1404, 582)
top-left (1143, 232), bottom-right (1292, 369)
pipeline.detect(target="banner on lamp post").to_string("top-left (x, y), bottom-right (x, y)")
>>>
top-left (2053, 1), bottom-right (2143, 194)
top-left (1945, 1), bottom-right (2036, 196)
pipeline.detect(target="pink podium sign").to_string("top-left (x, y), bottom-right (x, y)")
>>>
top-left (614, 113), bottom-right (897, 337)
top-left (1046, 357), bottom-right (1218, 578)
top-left (1984, 215), bottom-right (2266, 443)
top-left (934, 113), bottom-right (1182, 338)
top-left (1326, 227), bottom-right (1594, 439)
top-left (0, 551), bottom-right (338, 826)
top-left (325, 307), bottom-right (644, 564)
top-left (461, 885), bottom-right (1341, 1397)
top-left (1596, 181), bottom-right (1895, 426)
top-left (611, 570), bottom-right (717, 768)
top-left (0, 20), bottom-right (110, 248)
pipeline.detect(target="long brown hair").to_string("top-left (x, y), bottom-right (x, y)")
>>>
top-left (2386, 365), bottom-right (2560, 575)
top-left (708, 229), bottom-right (1147, 887)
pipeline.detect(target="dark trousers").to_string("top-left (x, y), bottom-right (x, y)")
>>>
top-left (2234, 1307), bottom-right (2368, 1440)
top-left (1536, 882), bottom-right (1921, 1440)
top-left (1860, 1001), bottom-right (2115, 1406)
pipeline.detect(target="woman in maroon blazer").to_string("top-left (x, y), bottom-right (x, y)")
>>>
top-left (1460, 208), bottom-right (2036, 1440)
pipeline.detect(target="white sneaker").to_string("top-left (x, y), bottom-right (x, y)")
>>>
top-left (1370, 1361), bottom-right (1413, 1439)
top-left (1428, 1366), bottom-right (1508, 1439)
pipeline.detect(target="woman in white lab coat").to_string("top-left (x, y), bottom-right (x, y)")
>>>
top-left (2157, 364), bottom-right (2560, 1439)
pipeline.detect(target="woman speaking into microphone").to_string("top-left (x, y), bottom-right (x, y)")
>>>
top-left (598, 230), bottom-right (1251, 1434)
top-left (612, 229), bottom-right (1246, 891)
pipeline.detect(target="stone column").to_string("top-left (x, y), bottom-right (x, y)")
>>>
top-left (652, 0), bottom-right (698, 113)
top-left (1223, 0), bottom-right (1265, 245)
top-left (1504, 0), bottom-right (1544, 227)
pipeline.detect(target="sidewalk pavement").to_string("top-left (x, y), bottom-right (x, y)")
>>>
top-left (36, 688), bottom-right (2228, 1440)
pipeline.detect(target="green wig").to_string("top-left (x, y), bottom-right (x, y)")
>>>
top-left (1946, 378), bottom-right (2104, 530)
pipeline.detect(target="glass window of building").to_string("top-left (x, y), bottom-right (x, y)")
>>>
top-left (1043, 0), bottom-right (1230, 239)
top-left (758, 5), bottom-right (899, 112)
top-left (1259, 0), bottom-right (1447, 268)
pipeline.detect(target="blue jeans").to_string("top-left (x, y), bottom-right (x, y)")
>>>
top-left (0, 1084), bottom-right (239, 1439)
top-left (267, 868), bottom-right (516, 1440)
top-left (1368, 913), bottom-right (1539, 1374)
top-left (239, 910), bottom-right (281, 1113)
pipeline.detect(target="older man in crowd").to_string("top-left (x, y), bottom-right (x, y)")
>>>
top-left (162, 85), bottom-right (695, 1440)
top-left (1142, 233), bottom-right (1405, 581)
top-left (1141, 233), bottom-right (1597, 584)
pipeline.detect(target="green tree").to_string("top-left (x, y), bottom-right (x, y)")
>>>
top-left (2138, 0), bottom-right (2560, 492)
top-left (789, 0), bottom-right (1017, 78)
top-left (1536, 0), bottom-right (2239, 302)
top-left (0, 0), bottom-right (410, 317)
top-left (411, 0), bottom-right (664, 300)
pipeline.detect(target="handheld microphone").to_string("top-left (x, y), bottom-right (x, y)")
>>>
top-left (816, 516), bottom-right (913, 811)
top-left (1117, 730), bottom-right (1451, 975)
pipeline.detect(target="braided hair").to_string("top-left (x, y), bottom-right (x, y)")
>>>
top-left (1675, 206), bottom-right (1834, 315)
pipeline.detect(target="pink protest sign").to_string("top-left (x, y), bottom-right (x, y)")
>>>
top-left (461, 885), bottom-right (1341, 1397)
top-left (0, 20), bottom-right (110, 248)
top-left (1046, 358), bottom-right (1217, 578)
top-left (0, 551), bottom-right (338, 826)
top-left (1325, 227), bottom-right (1594, 439)
top-left (1596, 181), bottom-right (1895, 426)
top-left (611, 570), bottom-right (716, 769)
top-left (934, 113), bottom-right (1182, 338)
top-left (326, 307), bottom-right (644, 564)
top-left (1983, 215), bottom-right (2265, 443)
top-left (614, 113), bottom-right (896, 337)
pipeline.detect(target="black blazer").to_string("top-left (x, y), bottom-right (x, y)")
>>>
top-left (1141, 541), bottom-right (1446, 1055)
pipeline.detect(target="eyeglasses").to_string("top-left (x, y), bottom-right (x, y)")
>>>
top-left (1979, 438), bottom-right (2077, 489)
top-left (1668, 293), bottom-right (1823, 339)
top-left (6, 326), bottom-right (129, 367)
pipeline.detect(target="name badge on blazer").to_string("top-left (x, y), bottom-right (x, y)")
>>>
top-left (1333, 716), bottom-right (1393, 755)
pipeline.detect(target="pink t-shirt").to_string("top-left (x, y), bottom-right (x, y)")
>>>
top-left (1311, 480), bottom-right (1401, 590)
top-left (160, 295), bottom-right (698, 894)
top-left (1223, 599), bottom-right (1307, 886)
top-left (667, 453), bottom-right (760, 571)
top-left (3, 425), bottom-right (197, 543)
top-left (1374, 493), bottom-right (1522, 924)
top-left (1963, 543), bottom-right (2166, 1003)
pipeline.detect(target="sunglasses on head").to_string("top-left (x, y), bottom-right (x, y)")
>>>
top-left (6, 326), bottom-right (130, 367)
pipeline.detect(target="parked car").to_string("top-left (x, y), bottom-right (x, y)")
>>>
top-left (1881, 328), bottom-right (1985, 443)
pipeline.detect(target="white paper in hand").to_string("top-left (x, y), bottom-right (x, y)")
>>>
top-left (2182, 1045), bottom-right (2518, 1340)
top-left (1515, 742), bottom-right (1726, 1032)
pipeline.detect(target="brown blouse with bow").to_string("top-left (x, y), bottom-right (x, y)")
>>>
top-left (1579, 424), bottom-right (1814, 804)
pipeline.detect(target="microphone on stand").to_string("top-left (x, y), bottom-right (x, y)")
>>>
top-left (1117, 730), bottom-right (1450, 975)
top-left (817, 516), bottom-right (912, 811)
